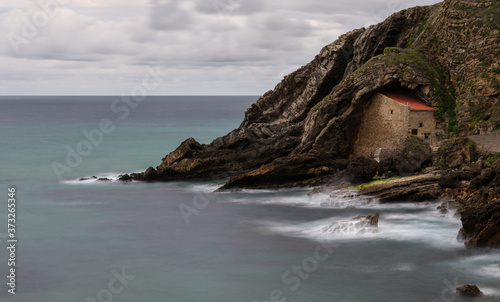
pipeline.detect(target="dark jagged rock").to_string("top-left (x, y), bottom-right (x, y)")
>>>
top-left (143, 166), bottom-right (158, 180)
top-left (456, 285), bottom-right (482, 297)
top-left (444, 157), bottom-right (500, 247)
top-left (347, 157), bottom-right (379, 182)
top-left (118, 174), bottom-right (132, 182)
top-left (97, 178), bottom-right (111, 181)
top-left (459, 200), bottom-right (500, 248)
top-left (353, 213), bottom-right (380, 227)
top-left (219, 155), bottom-right (344, 190)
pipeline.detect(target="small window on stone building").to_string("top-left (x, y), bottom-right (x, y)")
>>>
top-left (412, 129), bottom-right (418, 135)
top-left (390, 110), bottom-right (394, 114)
top-left (424, 133), bottom-right (430, 140)
top-left (419, 122), bottom-right (423, 128)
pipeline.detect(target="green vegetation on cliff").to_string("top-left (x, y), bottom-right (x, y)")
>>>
top-left (355, 46), bottom-right (459, 134)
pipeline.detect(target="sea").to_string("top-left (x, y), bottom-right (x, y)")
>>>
top-left (0, 96), bottom-right (499, 302)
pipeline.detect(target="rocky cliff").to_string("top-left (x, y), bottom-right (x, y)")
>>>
top-left (126, 0), bottom-right (499, 190)
top-left (126, 0), bottom-right (497, 189)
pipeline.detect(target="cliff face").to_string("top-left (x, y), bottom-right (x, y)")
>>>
top-left (398, 0), bottom-right (500, 136)
top-left (129, 0), bottom-right (499, 189)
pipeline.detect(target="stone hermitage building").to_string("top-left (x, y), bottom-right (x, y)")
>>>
top-left (353, 91), bottom-right (437, 160)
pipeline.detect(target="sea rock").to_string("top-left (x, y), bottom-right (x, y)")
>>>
top-left (145, 166), bottom-right (157, 177)
top-left (347, 156), bottom-right (379, 182)
top-left (97, 178), bottom-right (110, 181)
top-left (456, 285), bottom-right (482, 297)
top-left (321, 213), bottom-right (380, 235)
top-left (118, 174), bottom-right (132, 182)
top-left (353, 212), bottom-right (380, 227)
top-left (159, 137), bottom-right (202, 168)
top-left (437, 201), bottom-right (450, 214)
top-left (459, 200), bottom-right (500, 248)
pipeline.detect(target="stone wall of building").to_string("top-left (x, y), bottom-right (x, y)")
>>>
top-left (408, 111), bottom-right (438, 147)
top-left (353, 93), bottom-right (410, 159)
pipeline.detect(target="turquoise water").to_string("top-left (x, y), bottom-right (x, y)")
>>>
top-left (1, 96), bottom-right (499, 302)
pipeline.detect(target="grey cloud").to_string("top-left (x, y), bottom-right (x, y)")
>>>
top-left (260, 14), bottom-right (313, 37)
top-left (196, 0), bottom-right (265, 16)
top-left (0, 0), bottom-right (442, 95)
top-left (273, 0), bottom-right (413, 15)
top-left (149, 0), bottom-right (192, 30)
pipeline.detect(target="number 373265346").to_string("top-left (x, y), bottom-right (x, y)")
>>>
top-left (8, 188), bottom-right (16, 239)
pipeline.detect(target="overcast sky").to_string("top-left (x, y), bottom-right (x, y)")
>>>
top-left (0, 0), bottom-right (441, 95)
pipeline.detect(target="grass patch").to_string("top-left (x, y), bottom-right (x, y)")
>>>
top-left (357, 48), bottom-right (430, 75)
top-left (349, 177), bottom-right (402, 189)
top-left (485, 153), bottom-right (500, 164)
top-left (384, 47), bottom-right (403, 55)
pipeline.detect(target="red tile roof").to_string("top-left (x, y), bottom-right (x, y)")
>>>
top-left (382, 92), bottom-right (436, 111)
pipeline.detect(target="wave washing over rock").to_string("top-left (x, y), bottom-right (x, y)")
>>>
top-left (319, 213), bottom-right (380, 235)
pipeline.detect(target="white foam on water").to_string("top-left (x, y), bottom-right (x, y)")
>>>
top-left (186, 183), bottom-right (223, 193)
top-left (242, 189), bottom-right (461, 248)
top-left (458, 253), bottom-right (500, 264)
top-left (351, 263), bottom-right (415, 273)
top-left (476, 265), bottom-right (500, 279)
top-left (480, 287), bottom-right (500, 297)
top-left (317, 218), bottom-right (379, 236)
top-left (393, 263), bottom-right (414, 271)
top-left (222, 189), bottom-right (381, 208)
top-left (224, 194), bottom-right (313, 207)
top-left (455, 254), bottom-right (500, 279)
top-left (309, 190), bottom-right (379, 208)
top-left (62, 172), bottom-right (127, 185)
top-left (257, 208), bottom-right (463, 249)
top-left (224, 188), bottom-right (443, 211)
